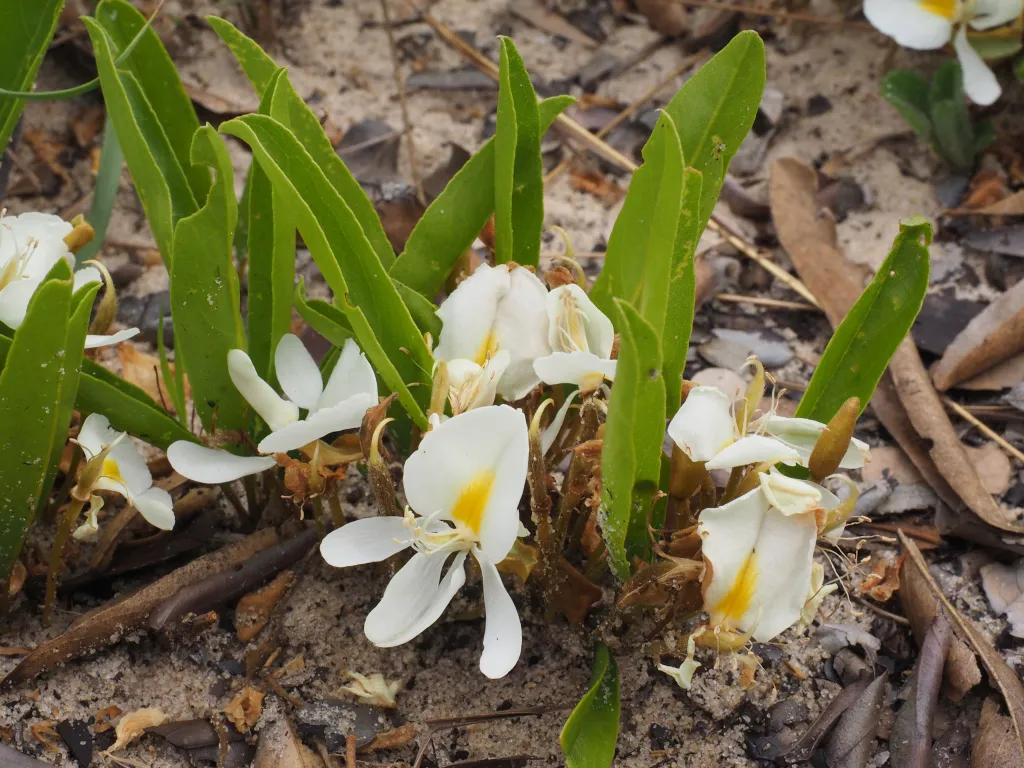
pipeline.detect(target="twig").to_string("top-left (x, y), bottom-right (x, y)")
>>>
top-left (405, 0), bottom-right (822, 307)
top-left (380, 0), bottom-right (425, 205)
top-left (665, 0), bottom-right (873, 27)
top-left (944, 396), bottom-right (1024, 464)
top-left (544, 53), bottom-right (705, 186)
top-left (714, 292), bottom-right (819, 311)
top-left (346, 733), bottom-right (357, 768)
top-left (851, 595), bottom-right (911, 626)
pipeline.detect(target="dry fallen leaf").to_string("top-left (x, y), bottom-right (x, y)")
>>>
top-left (634, 0), bottom-right (689, 36)
top-left (967, 442), bottom-right (1013, 496)
top-left (107, 708), bottom-right (168, 753)
top-left (340, 672), bottom-right (401, 708)
top-left (858, 555), bottom-right (903, 602)
top-left (116, 344), bottom-right (180, 412)
top-left (770, 157), bottom-right (1024, 543)
top-left (960, 351), bottom-right (1024, 390)
top-left (225, 686), bottom-right (264, 733)
top-left (860, 445), bottom-right (923, 485)
top-left (253, 717), bottom-right (325, 768)
top-left (361, 723), bottom-right (419, 752)
top-left (931, 279), bottom-right (1024, 391)
top-left (235, 570), bottom-right (295, 643)
top-left (94, 704), bottom-right (122, 734)
top-left (973, 697), bottom-right (1024, 768)
top-left (980, 560), bottom-right (1024, 638)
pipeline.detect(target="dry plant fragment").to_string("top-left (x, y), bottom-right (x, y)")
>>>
top-left (106, 708), bottom-right (168, 754)
top-left (340, 672), bottom-right (401, 708)
top-left (225, 686), bottom-right (264, 733)
top-left (235, 570), bottom-right (295, 643)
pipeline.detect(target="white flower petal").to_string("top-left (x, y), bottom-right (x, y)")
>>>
top-left (533, 351), bottom-right (616, 391)
top-left (317, 338), bottom-right (377, 412)
top-left (274, 333), bottom-right (324, 410)
top-left (667, 386), bottom-right (737, 463)
top-left (705, 434), bottom-right (801, 471)
top-left (492, 266), bottom-right (551, 399)
top-left (84, 327), bottom-right (140, 349)
top-left (99, 437), bottom-right (153, 497)
top-left (970, 0), bottom-right (1023, 29)
top-left (954, 24), bottom-right (1002, 105)
top-left (434, 263), bottom-right (509, 364)
top-left (257, 392), bottom-right (376, 454)
top-left (77, 413), bottom-right (119, 458)
top-left (167, 441), bottom-right (276, 483)
top-left (72, 497), bottom-right (102, 542)
top-left (542, 389), bottom-right (580, 454)
top-left (73, 266), bottom-right (101, 291)
top-left (403, 405), bottom-right (528, 563)
top-left (475, 548), bottom-right (522, 679)
top-left (320, 516), bottom-right (412, 567)
top-left (364, 551), bottom-right (467, 647)
top-left (132, 486), bottom-right (175, 530)
top-left (546, 284), bottom-right (615, 358)
top-left (699, 487), bottom-right (818, 642)
top-left (759, 472), bottom-right (822, 516)
top-left (758, 415), bottom-right (870, 469)
top-left (863, 0), bottom-right (955, 49)
top-left (0, 278), bottom-right (41, 330)
top-left (228, 348), bottom-right (299, 431)
top-left (449, 351), bottom-right (510, 413)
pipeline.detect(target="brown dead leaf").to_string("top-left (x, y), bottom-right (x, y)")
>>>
top-left (569, 167), bottom-right (624, 207)
top-left (900, 531), bottom-right (1024, 748)
top-left (225, 686), bottom-right (264, 733)
top-left (253, 717), bottom-right (324, 768)
top-left (858, 555), bottom-right (903, 602)
top-left (980, 560), bottom-right (1024, 638)
top-left (962, 170), bottom-right (1008, 210)
top-left (23, 129), bottom-right (71, 185)
top-left (861, 445), bottom-right (923, 485)
top-left (236, 570), bottom-right (295, 643)
top-left (361, 723), bottom-right (419, 752)
top-left (30, 721), bottom-right (60, 752)
top-left (770, 158), bottom-right (1024, 542)
top-left (973, 697), bottom-right (1024, 768)
top-left (634, 0), bottom-right (689, 36)
top-left (94, 705), bottom-right (122, 734)
top-left (1, 529), bottom-right (279, 688)
top-left (553, 558), bottom-right (602, 623)
top-left (967, 443), bottom-right (1013, 496)
top-left (960, 351), bottom-right (1024, 390)
top-left (509, 0), bottom-right (600, 46)
top-left (7, 561), bottom-right (26, 598)
top-left (117, 344), bottom-right (178, 412)
top-left (72, 106), bottom-right (106, 148)
top-left (108, 708), bottom-right (168, 753)
top-left (931, 280), bottom-right (1024, 391)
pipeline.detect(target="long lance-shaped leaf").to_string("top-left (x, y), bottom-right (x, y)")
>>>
top-left (796, 218), bottom-right (931, 423)
top-left (96, 0), bottom-right (210, 203)
top-left (560, 644), bottom-right (620, 768)
top-left (0, 0), bottom-right (62, 153)
top-left (221, 115), bottom-right (431, 427)
top-left (390, 95), bottom-right (573, 297)
top-left (170, 126), bottom-right (247, 433)
top-left (664, 168), bottom-right (703, 414)
top-left (601, 300), bottom-right (666, 578)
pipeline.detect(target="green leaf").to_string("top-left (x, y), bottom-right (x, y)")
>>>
top-left (881, 69), bottom-right (933, 141)
top-left (294, 278), bottom-right (353, 348)
top-left (96, 0), bottom-right (210, 203)
top-left (930, 58), bottom-right (964, 104)
top-left (560, 644), bottom-right (620, 768)
top-left (663, 168), bottom-right (703, 414)
top-left (209, 17), bottom-right (395, 270)
top-left (393, 278), bottom-right (442, 340)
top-left (76, 117), bottom-right (124, 265)
top-left (967, 34), bottom-right (1023, 61)
top-left (0, 0), bottom-right (62, 153)
top-left (246, 69), bottom-right (295, 382)
top-left (600, 300), bottom-right (665, 578)
top-left (390, 95), bottom-right (573, 297)
top-left (83, 18), bottom-right (198, 264)
top-left (0, 265), bottom-right (87, 580)
top-left (796, 218), bottom-right (931, 423)
top-left (494, 37), bottom-right (543, 267)
top-left (170, 126), bottom-right (247, 433)
top-left (592, 31), bottom-right (765, 312)
top-left (221, 115), bottom-right (431, 428)
top-left (157, 311), bottom-right (187, 427)
top-left (974, 119), bottom-right (996, 154)
top-left (931, 98), bottom-right (976, 173)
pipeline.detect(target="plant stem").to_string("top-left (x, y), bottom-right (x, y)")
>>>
top-left (327, 486), bottom-right (345, 528)
top-left (43, 497), bottom-right (86, 627)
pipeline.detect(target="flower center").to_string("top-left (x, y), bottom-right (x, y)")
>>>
top-left (473, 330), bottom-right (500, 366)
top-left (403, 508), bottom-right (478, 555)
top-left (450, 468), bottom-right (496, 533)
top-left (711, 552), bottom-right (758, 627)
top-left (554, 292), bottom-right (590, 354)
top-left (102, 456), bottom-right (123, 484)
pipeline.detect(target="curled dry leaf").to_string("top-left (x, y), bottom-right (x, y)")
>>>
top-left (858, 555), bottom-right (903, 603)
top-left (107, 708), bottom-right (168, 753)
top-left (361, 723), bottom-right (419, 752)
top-left (225, 686), bottom-right (264, 733)
top-left (1, 528), bottom-right (279, 688)
top-left (823, 673), bottom-right (887, 768)
top-left (340, 672), bottom-right (401, 708)
top-left (900, 530), bottom-right (1024, 765)
top-left (779, 677), bottom-right (871, 763)
top-left (235, 569), bottom-right (295, 643)
top-left (770, 157), bottom-right (1024, 545)
top-left (932, 279), bottom-right (1024, 391)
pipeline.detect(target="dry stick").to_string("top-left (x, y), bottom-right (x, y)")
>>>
top-left (406, 0), bottom-right (822, 307)
top-left (380, 0), bottom-right (425, 205)
top-left (944, 396), bottom-right (1024, 464)
top-left (851, 594), bottom-right (911, 627)
top-left (714, 292), bottom-right (818, 311)
top-left (666, 0), bottom-right (873, 27)
top-left (345, 733), bottom-right (357, 768)
top-left (543, 53), bottom-right (704, 186)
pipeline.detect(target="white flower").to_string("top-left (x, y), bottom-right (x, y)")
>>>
top-left (167, 335), bottom-right (377, 483)
top-left (75, 413), bottom-right (175, 531)
top-left (865, 0), bottom-right (1022, 105)
top-left (658, 632), bottom-right (702, 690)
top-left (320, 404), bottom-right (528, 679)
top-left (667, 386), bottom-right (869, 471)
top-left (434, 263), bottom-right (550, 401)
top-left (533, 284), bottom-right (617, 393)
top-left (446, 351), bottom-right (510, 415)
top-left (0, 212), bottom-right (139, 348)
top-left (698, 472), bottom-right (842, 642)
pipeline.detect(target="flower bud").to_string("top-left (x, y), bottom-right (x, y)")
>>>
top-left (85, 259), bottom-right (117, 336)
top-left (368, 417), bottom-right (401, 517)
top-left (735, 357), bottom-right (765, 432)
top-left (808, 397), bottom-right (861, 482)
top-left (63, 215), bottom-right (95, 254)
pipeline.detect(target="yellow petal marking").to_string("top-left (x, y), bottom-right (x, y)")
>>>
top-left (102, 457), bottom-right (123, 485)
top-left (450, 468), bottom-right (496, 534)
top-left (712, 551), bottom-right (758, 627)
top-left (917, 0), bottom-right (957, 19)
top-left (473, 330), bottom-right (500, 366)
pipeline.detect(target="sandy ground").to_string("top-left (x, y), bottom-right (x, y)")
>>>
top-left (1, 0), bottom-right (1021, 765)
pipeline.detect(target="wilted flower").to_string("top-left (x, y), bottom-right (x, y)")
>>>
top-left (434, 263), bottom-right (550, 401)
top-left (320, 404), bottom-right (528, 679)
top-left (0, 212), bottom-right (139, 347)
top-left (168, 335), bottom-right (377, 483)
top-left (864, 0), bottom-right (1022, 105)
top-left (533, 284), bottom-right (616, 393)
top-left (698, 471), bottom-right (843, 642)
top-left (72, 413), bottom-right (175, 536)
